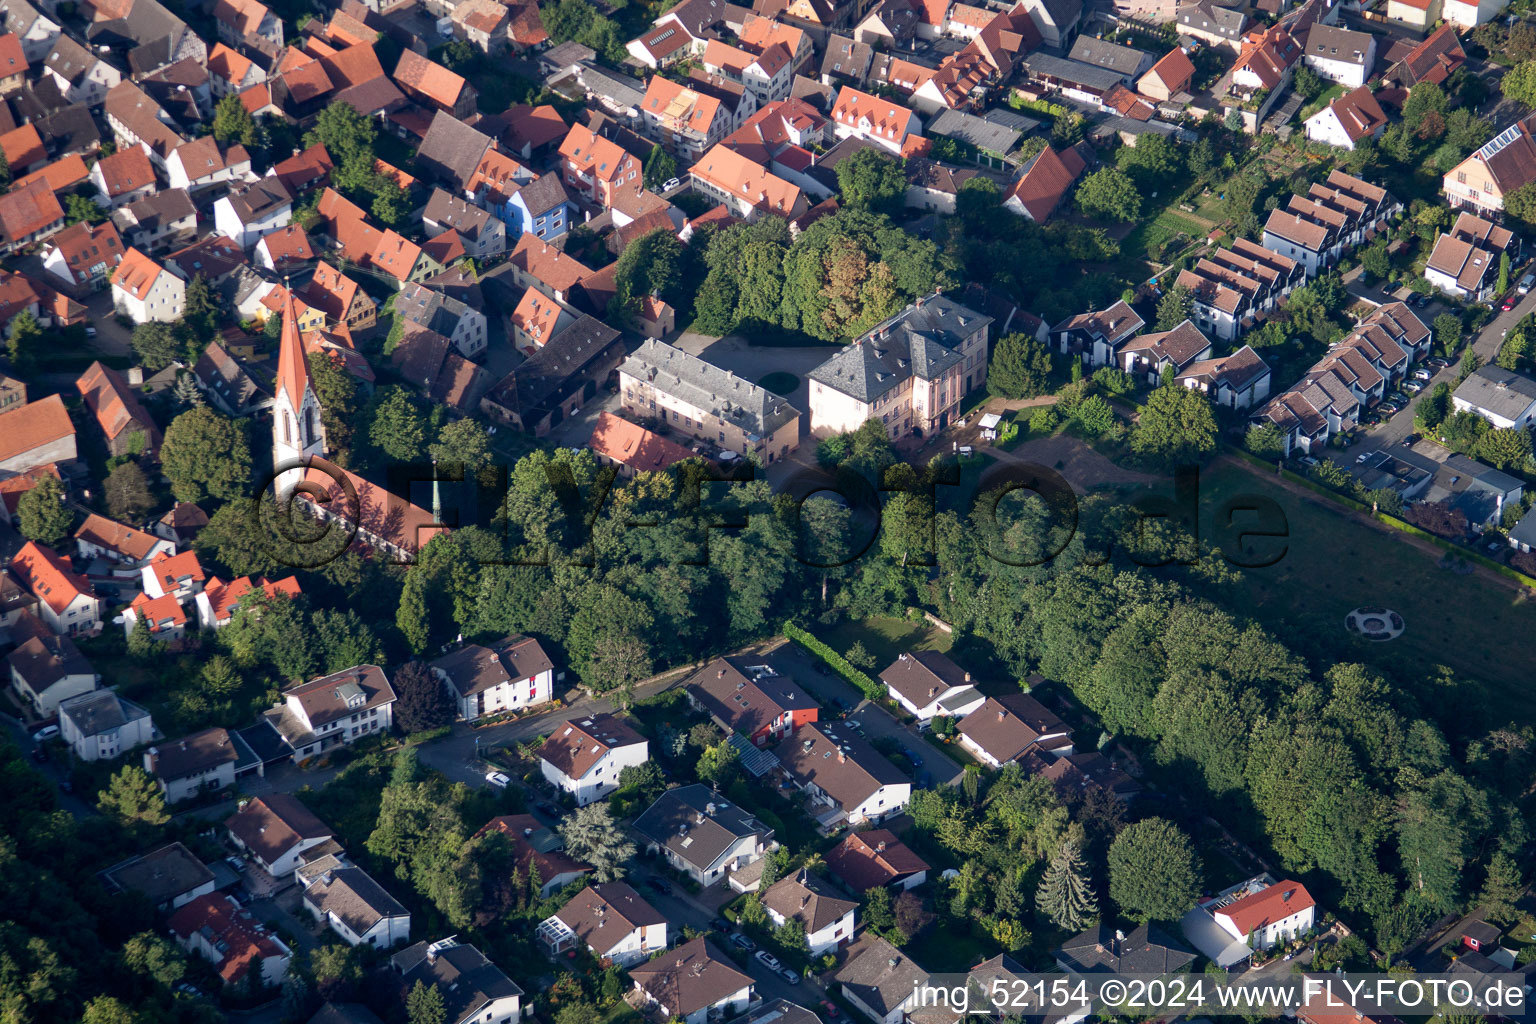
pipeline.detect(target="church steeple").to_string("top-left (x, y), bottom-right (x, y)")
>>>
top-left (272, 280), bottom-right (326, 492)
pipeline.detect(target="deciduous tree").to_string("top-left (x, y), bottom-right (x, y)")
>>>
top-left (17, 475), bottom-right (73, 544)
top-left (161, 406), bottom-right (253, 503)
top-left (1107, 818), bottom-right (1200, 922)
top-left (1076, 167), bottom-right (1141, 222)
top-left (1130, 385), bottom-right (1218, 466)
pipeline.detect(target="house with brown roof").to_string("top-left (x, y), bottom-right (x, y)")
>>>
top-left (1118, 319), bottom-right (1213, 383)
top-left (394, 49), bottom-right (476, 119)
top-left (761, 869), bottom-right (857, 955)
top-left (206, 41), bottom-right (262, 97)
top-left (538, 713), bottom-right (648, 805)
top-left (628, 19), bottom-right (696, 68)
top-left (507, 232), bottom-right (593, 304)
top-left (1138, 46), bottom-right (1194, 100)
top-left (633, 783), bottom-right (774, 884)
top-left (1382, 23), bottom-right (1463, 86)
top-left (166, 136), bottom-right (252, 193)
top-left (300, 858), bottom-right (410, 949)
top-left (89, 147), bottom-right (156, 209)
top-left (956, 693), bottom-right (1072, 768)
top-left (301, 261), bottom-right (375, 332)
top-left (690, 143), bottom-right (806, 221)
top-left (538, 882), bottom-right (668, 965)
top-left (641, 75), bottom-right (733, 161)
top-left (834, 935), bottom-right (928, 1024)
top-left (211, 0), bottom-right (282, 54)
top-left (0, 177), bottom-right (63, 254)
top-left (423, 187), bottom-right (506, 257)
top-left (775, 721), bottom-right (911, 825)
top-left (112, 188), bottom-right (196, 251)
top-left (825, 828), bottom-right (928, 891)
top-left (141, 548), bottom-right (205, 602)
top-left (76, 360), bottom-right (162, 456)
top-left (146, 726), bottom-right (261, 802)
top-left (879, 650), bottom-right (985, 722)
top-left (11, 541), bottom-right (102, 636)
top-left (226, 794), bottom-right (334, 876)
top-left (1003, 143), bottom-right (1086, 222)
top-left (587, 411), bottom-right (699, 478)
top-left (684, 655), bottom-right (820, 747)
top-left (1303, 83), bottom-right (1385, 150)
top-left (255, 224), bottom-right (314, 272)
top-left (0, 393), bottom-right (75, 474)
top-left (558, 123), bottom-right (642, 207)
top-left (388, 321), bottom-right (488, 413)
top-left (831, 84), bottom-right (921, 154)
top-left (74, 513), bottom-right (172, 566)
top-left (479, 311), bottom-right (625, 435)
top-left (111, 246), bottom-right (183, 323)
top-left (1175, 345), bottom-right (1272, 409)
top-left (1443, 113), bottom-right (1536, 218)
top-left (7, 620), bottom-right (98, 715)
top-left (429, 634), bottom-right (556, 721)
top-left (45, 35), bottom-right (121, 107)
top-left (508, 287), bottom-right (575, 353)
top-left (475, 814), bottom-right (591, 896)
top-left (263, 665), bottom-right (397, 763)
top-left (213, 175), bottom-right (293, 249)
top-left (630, 938), bottom-right (754, 1024)
top-left (103, 81), bottom-right (185, 169)
top-left (1425, 224), bottom-right (1508, 302)
top-left (101, 842), bottom-right (215, 911)
top-left (41, 220), bottom-right (123, 294)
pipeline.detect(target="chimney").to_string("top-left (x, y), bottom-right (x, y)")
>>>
top-left (963, 671), bottom-right (971, 682)
top-left (837, 750), bottom-right (846, 763)
top-left (998, 709), bottom-right (1006, 721)
top-left (875, 840), bottom-right (886, 853)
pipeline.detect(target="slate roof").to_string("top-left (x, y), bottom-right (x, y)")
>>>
top-left (390, 940), bottom-right (523, 1024)
top-left (621, 339), bottom-right (800, 440)
top-left (684, 655), bottom-right (818, 737)
top-left (430, 635), bottom-right (555, 699)
top-left (1056, 923), bottom-right (1196, 974)
top-left (633, 784), bottom-right (772, 872)
top-left (834, 936), bottom-right (927, 1017)
top-left (1454, 365), bottom-right (1536, 422)
top-left (807, 294), bottom-right (990, 403)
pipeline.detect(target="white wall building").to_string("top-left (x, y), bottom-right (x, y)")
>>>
top-left (538, 714), bottom-right (649, 805)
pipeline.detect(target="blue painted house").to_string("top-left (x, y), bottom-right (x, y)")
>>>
top-left (506, 174), bottom-right (575, 241)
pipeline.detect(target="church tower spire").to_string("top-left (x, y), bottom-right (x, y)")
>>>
top-left (272, 281), bottom-right (326, 493)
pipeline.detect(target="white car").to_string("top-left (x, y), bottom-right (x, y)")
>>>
top-left (1356, 452), bottom-right (1373, 463)
top-left (754, 951), bottom-right (781, 971)
top-left (485, 771), bottom-right (511, 789)
top-left (32, 725), bottom-right (59, 743)
top-left (1412, 369), bottom-right (1432, 381)
top-left (662, 177), bottom-right (681, 192)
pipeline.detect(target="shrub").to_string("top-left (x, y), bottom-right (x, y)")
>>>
top-left (783, 623), bottom-right (883, 700)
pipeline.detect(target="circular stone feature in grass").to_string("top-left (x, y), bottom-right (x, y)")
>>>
top-left (759, 372), bottom-right (799, 396)
top-left (1345, 606), bottom-right (1405, 641)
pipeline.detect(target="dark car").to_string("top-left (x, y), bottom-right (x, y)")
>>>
top-left (30, 746), bottom-right (46, 762)
top-left (645, 877), bottom-right (673, 895)
top-left (1411, 293), bottom-right (1432, 308)
top-left (712, 918), bottom-right (732, 933)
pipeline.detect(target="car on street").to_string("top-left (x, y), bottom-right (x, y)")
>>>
top-left (484, 771), bottom-right (510, 788)
top-left (1427, 357), bottom-right (1450, 369)
top-left (30, 746), bottom-right (46, 762)
top-left (1503, 294), bottom-right (1519, 311)
top-left (1356, 451), bottom-right (1373, 463)
top-left (822, 1001), bottom-right (841, 1018)
top-left (907, 750), bottom-right (923, 767)
top-left (754, 951), bottom-right (781, 971)
top-left (780, 968), bottom-right (800, 984)
top-left (1405, 381), bottom-right (1424, 393)
top-left (645, 877), bottom-right (673, 896)
top-left (662, 177), bottom-right (680, 192)
top-left (712, 918), bottom-right (732, 933)
top-left (1520, 272), bottom-right (1536, 295)
top-left (84, 326), bottom-right (97, 338)
top-left (32, 725), bottom-right (59, 743)
top-left (1379, 403), bottom-right (1400, 415)
top-left (731, 933), bottom-right (756, 952)
top-left (1411, 293), bottom-right (1432, 308)
top-left (1413, 369), bottom-right (1432, 381)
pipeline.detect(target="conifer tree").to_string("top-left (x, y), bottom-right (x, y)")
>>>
top-left (1036, 838), bottom-right (1099, 932)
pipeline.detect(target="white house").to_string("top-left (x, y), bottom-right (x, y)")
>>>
top-left (11, 542), bottom-right (102, 637)
top-left (58, 690), bottom-right (155, 761)
top-left (262, 665), bottom-right (397, 763)
top-left (301, 861), bottom-right (411, 949)
top-left (955, 694), bottom-right (1073, 769)
top-left (632, 785), bottom-right (775, 886)
top-left (537, 882), bottom-right (668, 965)
top-left (761, 870), bottom-right (857, 956)
top-left (7, 630), bottom-right (98, 716)
top-left (834, 936), bottom-right (927, 1024)
top-left (102, 843), bottom-right (216, 911)
top-left (429, 635), bottom-right (555, 722)
top-left (1302, 24), bottom-right (1376, 87)
top-left (1452, 365), bottom-right (1536, 429)
top-left (226, 794), bottom-right (334, 876)
top-left (145, 727), bottom-right (249, 804)
top-left (1, 0), bottom-right (62, 64)
top-left (830, 85), bottom-right (921, 154)
top-left (165, 137), bottom-right (252, 193)
top-left (110, 247), bottom-right (184, 324)
top-left (630, 939), bottom-right (753, 1024)
top-left (141, 550), bottom-right (206, 602)
top-left (878, 650), bottom-right (985, 723)
top-left (1302, 85), bottom-right (1387, 151)
top-left (169, 894), bottom-right (291, 989)
top-left (212, 176), bottom-right (293, 250)
top-left (775, 722), bottom-right (912, 825)
top-left (538, 713), bottom-right (648, 805)
top-left (1209, 876), bottom-right (1316, 950)
top-left (391, 939), bottom-right (523, 1024)
top-left (1443, 0), bottom-right (1508, 26)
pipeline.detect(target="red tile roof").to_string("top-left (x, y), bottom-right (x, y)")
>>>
top-left (0, 394), bottom-right (71, 468)
top-left (129, 590), bottom-right (187, 632)
top-left (393, 48), bottom-right (466, 109)
top-left (0, 178), bottom-right (62, 243)
top-left (167, 895), bottom-right (287, 986)
top-left (147, 549), bottom-right (206, 592)
top-left (75, 513), bottom-right (161, 560)
top-left (94, 147), bottom-right (156, 199)
top-left (77, 360), bottom-right (161, 449)
top-left (1214, 880), bottom-right (1315, 936)
top-left (11, 541), bottom-right (94, 616)
top-left (589, 411), bottom-right (697, 473)
top-left (111, 246), bottom-right (167, 301)
top-left (1005, 145), bottom-right (1085, 221)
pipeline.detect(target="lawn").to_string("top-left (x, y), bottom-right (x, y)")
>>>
top-left (1121, 206), bottom-right (1209, 271)
top-left (1197, 461), bottom-right (1536, 720)
top-left (1298, 83), bottom-right (1346, 122)
top-left (818, 616), bottom-right (952, 668)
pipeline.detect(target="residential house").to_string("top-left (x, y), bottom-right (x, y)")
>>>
top-left (630, 939), bottom-right (753, 1024)
top-left (165, 136), bottom-right (251, 193)
top-left (588, 411), bottom-right (699, 476)
top-left (478, 312), bottom-right (624, 435)
top-left (1176, 0), bottom-right (1246, 48)
top-left (641, 76), bottom-right (734, 161)
top-left (537, 882), bottom-right (668, 965)
top-left (475, 814), bottom-right (591, 896)
top-left (390, 939), bottom-right (522, 1024)
top-left (268, 142), bottom-right (332, 195)
top-left (422, 188), bottom-right (505, 257)
top-left (505, 233), bottom-right (593, 306)
top-left (1223, 21), bottom-right (1302, 131)
top-left (206, 42), bottom-right (263, 98)
top-left (509, 287), bottom-right (576, 353)
top-left (620, 339), bottom-right (802, 462)
top-left (76, 361), bottom-right (162, 456)
top-left (684, 656), bottom-right (819, 747)
top-left (854, 0), bottom-right (919, 48)
top-left (879, 649), bottom-right (986, 722)
top-left (7, 625), bottom-right (97, 715)
top-left (226, 794), bottom-right (334, 876)
top-left (0, 178), bottom-right (64, 254)
top-left (11, 541), bottom-right (101, 636)
top-left (0, 0), bottom-right (58, 65)
top-left (1443, 0), bottom-right (1507, 26)
top-left (1208, 875), bottom-right (1317, 950)
top-left (112, 189), bottom-right (197, 251)
top-left (538, 713), bottom-right (648, 805)
top-left (429, 635), bottom-right (556, 721)
top-left (58, 685), bottom-right (152, 761)
top-left (394, 49), bottom-right (476, 119)
top-left (504, 173), bottom-right (574, 241)
top-left (1302, 23), bottom-right (1375, 86)
top-left (1303, 84), bottom-right (1386, 150)
top-left (415, 110), bottom-right (494, 191)
top-left (776, 721), bottom-right (911, 825)
top-left (169, 894), bottom-right (291, 988)
top-left (103, 82), bottom-right (185, 170)
top-left (1453, 364), bottom-right (1536, 429)
top-left (110, 246), bottom-right (183, 323)
top-left (101, 843), bottom-right (215, 911)
top-left (1138, 46), bottom-right (1195, 100)
top-left (389, 321), bottom-right (489, 414)
top-left (806, 293), bottom-right (991, 439)
top-left (702, 37), bottom-right (795, 105)
top-left (1023, 0), bottom-right (1081, 48)
top-left (1055, 922), bottom-right (1195, 974)
top-left (830, 84), bottom-right (921, 154)
top-left (89, 147), bottom-right (156, 210)
top-left (74, 513), bottom-right (172, 566)
top-left (44, 36), bottom-right (121, 107)
top-left (213, 176), bottom-right (292, 250)
top-left (254, 225), bottom-right (315, 272)
top-left (688, 143), bottom-right (806, 221)
top-left (762, 870), bottom-right (857, 955)
top-left (301, 862), bottom-right (411, 949)
top-left (825, 829), bottom-right (928, 891)
top-left (1003, 144), bottom-right (1087, 222)
top-left (834, 936), bottom-right (927, 1024)
top-left (956, 693), bottom-right (1072, 768)
top-left (633, 784), bottom-right (775, 885)
top-left (41, 220), bottom-right (124, 294)
top-left (1382, 24), bottom-right (1463, 87)
top-left (0, 393), bottom-right (75, 474)
top-left (627, 21), bottom-right (695, 68)
top-left (262, 665), bottom-right (397, 763)
top-left (1425, 212), bottom-right (1517, 301)
top-left (558, 123), bottom-right (642, 206)
top-left (394, 281), bottom-right (486, 358)
top-left (1175, 346), bottom-right (1273, 409)
top-left (145, 726), bottom-right (256, 803)
top-left (155, 502), bottom-right (208, 546)
top-left (1118, 319), bottom-right (1214, 383)
top-left (821, 33), bottom-right (873, 85)
top-left (1, 124), bottom-right (48, 176)
top-left (1385, 0), bottom-right (1441, 25)
top-left (211, 0), bottom-right (282, 54)
top-left (1443, 114), bottom-right (1536, 218)
top-left (141, 549), bottom-right (205, 601)
top-left (120, 591), bottom-right (188, 642)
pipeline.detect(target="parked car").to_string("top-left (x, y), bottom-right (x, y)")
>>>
top-left (754, 951), bottom-right (781, 971)
top-left (712, 918), bottom-right (732, 933)
top-left (1299, 456), bottom-right (1320, 468)
top-left (1413, 368), bottom-right (1433, 381)
top-left (731, 933), bottom-right (756, 952)
top-left (645, 877), bottom-right (673, 896)
top-left (1355, 451), bottom-right (1373, 463)
top-left (780, 968), bottom-right (800, 984)
top-left (31, 725), bottom-right (58, 743)
top-left (84, 326), bottom-right (97, 338)
top-left (662, 177), bottom-right (681, 192)
top-left (1411, 293), bottom-right (1432, 308)
top-left (907, 750), bottom-right (923, 767)
top-left (229, 886), bottom-right (252, 906)
top-left (484, 771), bottom-right (511, 788)
top-left (1503, 293), bottom-right (1519, 311)
top-left (1405, 381), bottom-right (1424, 393)
top-left (30, 746), bottom-right (46, 762)
top-left (822, 1001), bottom-right (841, 1019)
top-left (1520, 272), bottom-right (1536, 295)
